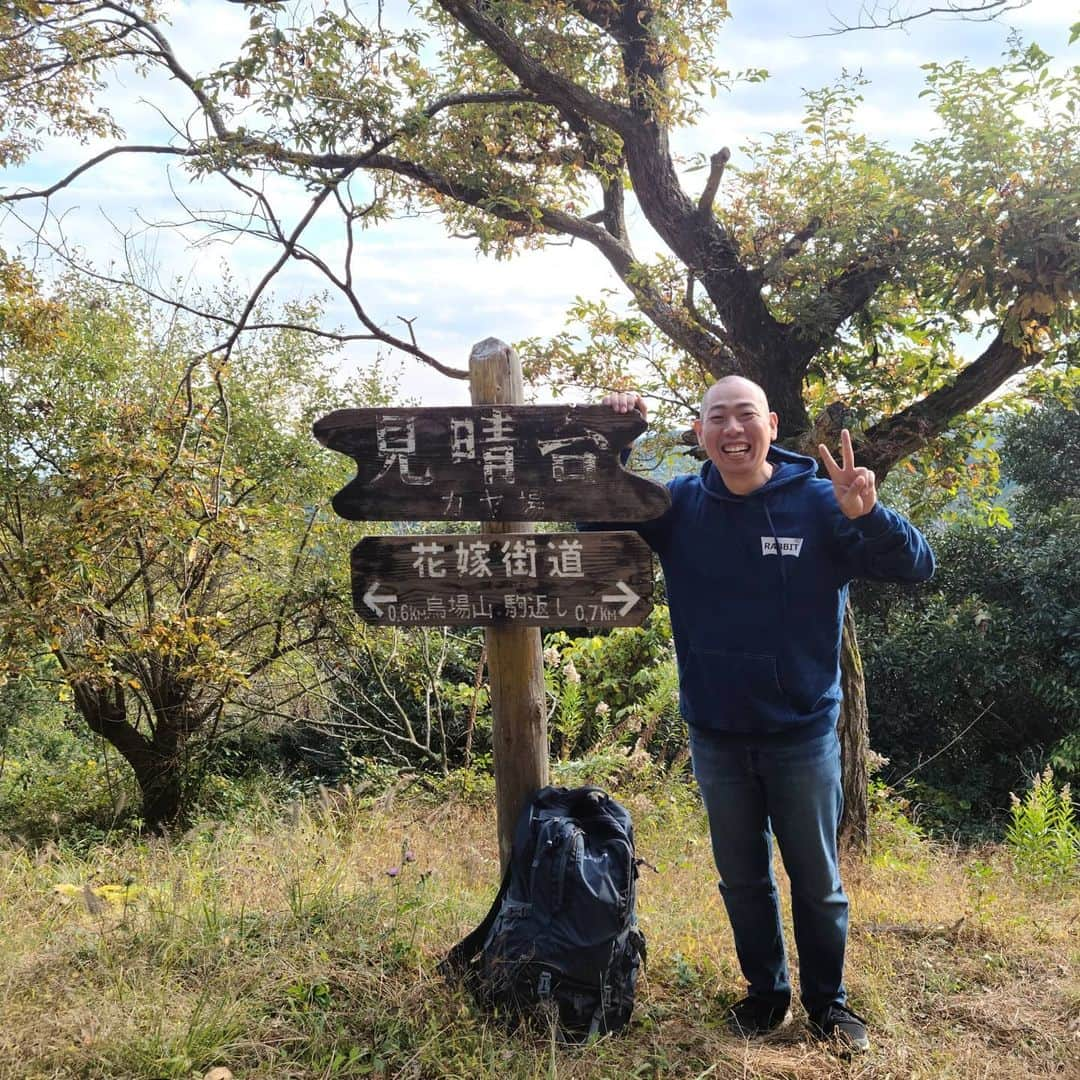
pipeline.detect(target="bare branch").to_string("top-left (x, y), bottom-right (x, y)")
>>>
top-left (6, 146), bottom-right (467, 376)
top-left (97, 0), bottom-right (229, 138)
top-left (285, 211), bottom-right (468, 380)
top-left (1, 145), bottom-right (192, 203)
top-left (808, 0), bottom-right (1030, 36)
top-left (1, 205), bottom-right (404, 350)
top-left (209, 168), bottom-right (354, 364)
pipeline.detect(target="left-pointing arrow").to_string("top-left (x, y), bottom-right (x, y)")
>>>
top-left (601, 580), bottom-right (640, 618)
top-left (363, 581), bottom-right (398, 616)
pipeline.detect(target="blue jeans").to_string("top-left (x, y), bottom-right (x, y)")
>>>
top-left (688, 725), bottom-right (848, 1014)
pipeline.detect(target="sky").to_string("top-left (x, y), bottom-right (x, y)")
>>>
top-left (1, 0), bottom-right (1074, 406)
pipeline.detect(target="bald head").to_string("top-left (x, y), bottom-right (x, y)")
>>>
top-left (700, 376), bottom-right (769, 419)
top-left (693, 375), bottom-right (779, 493)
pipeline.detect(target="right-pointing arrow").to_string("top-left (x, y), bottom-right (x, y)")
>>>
top-left (601, 580), bottom-right (640, 617)
top-left (363, 581), bottom-right (398, 617)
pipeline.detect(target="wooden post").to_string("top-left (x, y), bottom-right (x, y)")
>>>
top-left (469, 337), bottom-right (549, 871)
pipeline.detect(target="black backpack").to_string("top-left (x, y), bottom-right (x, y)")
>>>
top-left (439, 785), bottom-right (646, 1042)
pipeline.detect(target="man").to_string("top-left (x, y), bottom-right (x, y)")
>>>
top-left (603, 377), bottom-right (934, 1053)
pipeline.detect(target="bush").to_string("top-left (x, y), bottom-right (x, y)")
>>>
top-left (0, 678), bottom-right (137, 839)
top-left (998, 390), bottom-right (1080, 516)
top-left (543, 605), bottom-right (686, 768)
top-left (856, 496), bottom-right (1079, 836)
top-left (1006, 768), bottom-right (1079, 886)
top-left (313, 624), bottom-right (489, 778)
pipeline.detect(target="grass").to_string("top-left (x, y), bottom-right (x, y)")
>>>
top-left (0, 779), bottom-right (1077, 1079)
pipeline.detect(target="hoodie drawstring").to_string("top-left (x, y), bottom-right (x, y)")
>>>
top-left (763, 500), bottom-right (789, 623)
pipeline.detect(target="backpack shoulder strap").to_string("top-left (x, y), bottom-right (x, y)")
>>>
top-left (437, 861), bottom-right (512, 981)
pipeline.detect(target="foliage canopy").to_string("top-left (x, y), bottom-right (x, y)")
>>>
top-left (0, 2), bottom-right (1075, 477)
top-left (0, 260), bottom-right (362, 828)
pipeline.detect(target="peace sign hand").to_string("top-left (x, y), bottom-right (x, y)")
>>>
top-left (819, 428), bottom-right (877, 519)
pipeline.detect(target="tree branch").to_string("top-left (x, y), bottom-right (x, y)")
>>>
top-left (3, 206), bottom-right (436, 362)
top-left (566, 0), bottom-right (628, 40)
top-left (362, 150), bottom-right (733, 367)
top-left (789, 232), bottom-right (904, 363)
top-left (697, 147), bottom-right (730, 216)
top-left (761, 216), bottom-right (822, 282)
top-left (1, 144), bottom-right (193, 203)
top-left (0, 89), bottom-right (540, 204)
top-left (98, 0), bottom-right (230, 139)
top-left (809, 0), bottom-right (1030, 36)
top-left (859, 322), bottom-right (1045, 476)
top-left (685, 273), bottom-right (728, 341)
top-left (433, 0), bottom-right (633, 136)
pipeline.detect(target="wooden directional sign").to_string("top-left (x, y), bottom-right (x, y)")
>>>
top-left (351, 531), bottom-right (654, 628)
top-left (313, 405), bottom-right (670, 523)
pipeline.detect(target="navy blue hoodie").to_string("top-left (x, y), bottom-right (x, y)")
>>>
top-left (634, 446), bottom-right (935, 741)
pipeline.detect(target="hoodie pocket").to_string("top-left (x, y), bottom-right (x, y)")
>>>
top-left (683, 649), bottom-right (796, 728)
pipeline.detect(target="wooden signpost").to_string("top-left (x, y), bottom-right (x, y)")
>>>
top-left (313, 403), bottom-right (668, 523)
top-left (351, 531), bottom-right (654, 628)
top-left (314, 338), bottom-right (669, 868)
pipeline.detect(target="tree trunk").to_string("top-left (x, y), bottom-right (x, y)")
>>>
top-left (133, 748), bottom-right (186, 834)
top-left (102, 724), bottom-right (188, 834)
top-left (71, 679), bottom-right (190, 833)
top-left (837, 598), bottom-right (870, 854)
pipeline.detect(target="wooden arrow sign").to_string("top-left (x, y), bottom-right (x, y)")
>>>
top-left (350, 530), bottom-right (654, 627)
top-left (313, 405), bottom-right (670, 522)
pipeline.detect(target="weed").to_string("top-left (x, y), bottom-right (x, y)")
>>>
top-left (963, 858), bottom-right (999, 923)
top-left (1006, 767), bottom-right (1079, 886)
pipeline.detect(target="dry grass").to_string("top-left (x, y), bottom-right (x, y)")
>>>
top-left (0, 781), bottom-right (1076, 1079)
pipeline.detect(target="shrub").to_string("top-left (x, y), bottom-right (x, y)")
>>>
top-left (314, 624), bottom-right (488, 777)
top-left (542, 605), bottom-right (686, 768)
top-left (856, 500), bottom-right (1079, 836)
top-left (1005, 768), bottom-right (1079, 886)
top-left (0, 678), bottom-right (137, 839)
top-left (998, 390), bottom-right (1080, 516)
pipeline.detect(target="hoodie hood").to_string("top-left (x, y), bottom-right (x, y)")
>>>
top-left (700, 444), bottom-right (817, 502)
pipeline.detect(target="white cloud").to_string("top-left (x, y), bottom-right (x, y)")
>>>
top-left (1009, 0), bottom-right (1078, 30)
top-left (712, 33), bottom-right (815, 72)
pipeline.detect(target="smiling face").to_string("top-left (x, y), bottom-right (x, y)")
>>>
top-left (693, 377), bottom-right (779, 494)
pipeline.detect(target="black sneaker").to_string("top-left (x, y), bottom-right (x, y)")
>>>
top-left (808, 1002), bottom-right (870, 1053)
top-left (726, 995), bottom-right (793, 1038)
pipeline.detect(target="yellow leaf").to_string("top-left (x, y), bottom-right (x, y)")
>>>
top-left (95, 883), bottom-right (143, 905)
top-left (53, 882), bottom-right (144, 907)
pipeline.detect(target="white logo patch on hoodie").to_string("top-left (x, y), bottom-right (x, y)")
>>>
top-left (761, 536), bottom-right (804, 557)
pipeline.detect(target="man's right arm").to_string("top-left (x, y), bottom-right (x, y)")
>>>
top-left (601, 391), bottom-right (647, 467)
top-left (589, 391), bottom-right (674, 552)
